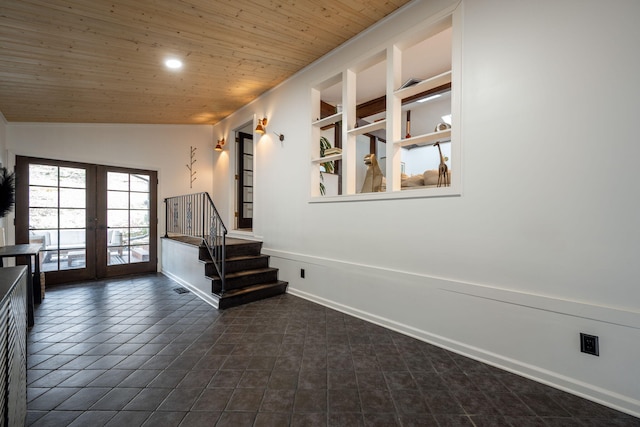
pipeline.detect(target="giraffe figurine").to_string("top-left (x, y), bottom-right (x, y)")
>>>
top-left (434, 142), bottom-right (450, 187)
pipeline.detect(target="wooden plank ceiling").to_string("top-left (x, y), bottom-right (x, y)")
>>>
top-left (0, 0), bottom-right (411, 124)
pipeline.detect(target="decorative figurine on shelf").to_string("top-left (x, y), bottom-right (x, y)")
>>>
top-left (433, 142), bottom-right (450, 187)
top-left (361, 154), bottom-right (384, 193)
top-left (405, 110), bottom-right (411, 139)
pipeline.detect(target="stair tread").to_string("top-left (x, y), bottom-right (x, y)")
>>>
top-left (214, 281), bottom-right (288, 298)
top-left (207, 266), bottom-right (278, 280)
top-left (203, 254), bottom-right (269, 264)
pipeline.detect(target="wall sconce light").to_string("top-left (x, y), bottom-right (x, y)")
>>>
top-left (214, 138), bottom-right (225, 151)
top-left (273, 132), bottom-right (285, 142)
top-left (255, 118), bottom-right (268, 134)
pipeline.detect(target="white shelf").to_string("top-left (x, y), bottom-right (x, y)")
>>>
top-left (396, 129), bottom-right (451, 148)
top-left (348, 119), bottom-right (386, 136)
top-left (312, 112), bottom-right (342, 128)
top-left (394, 70), bottom-right (452, 99)
top-left (311, 153), bottom-right (342, 164)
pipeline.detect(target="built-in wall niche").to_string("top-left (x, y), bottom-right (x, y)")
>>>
top-left (311, 12), bottom-right (457, 199)
top-left (311, 73), bottom-right (343, 197)
top-left (395, 23), bottom-right (452, 191)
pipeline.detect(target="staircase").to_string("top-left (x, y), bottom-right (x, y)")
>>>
top-left (199, 238), bottom-right (288, 309)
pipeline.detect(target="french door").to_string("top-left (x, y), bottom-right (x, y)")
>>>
top-left (15, 157), bottom-right (157, 285)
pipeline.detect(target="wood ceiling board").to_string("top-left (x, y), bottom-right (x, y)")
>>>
top-left (0, 0), bottom-right (411, 124)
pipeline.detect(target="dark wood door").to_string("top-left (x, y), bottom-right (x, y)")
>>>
top-left (237, 132), bottom-right (253, 229)
top-left (15, 157), bottom-right (157, 285)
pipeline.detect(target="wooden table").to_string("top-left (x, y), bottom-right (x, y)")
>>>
top-left (0, 243), bottom-right (43, 327)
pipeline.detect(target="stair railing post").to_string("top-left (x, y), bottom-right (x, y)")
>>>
top-left (164, 198), bottom-right (168, 238)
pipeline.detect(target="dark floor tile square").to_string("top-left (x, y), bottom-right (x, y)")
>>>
top-left (179, 411), bottom-right (221, 426)
top-left (362, 412), bottom-right (400, 426)
top-left (86, 354), bottom-right (128, 370)
top-left (299, 369), bottom-right (327, 389)
top-left (208, 369), bottom-right (243, 388)
top-left (141, 410), bottom-right (186, 426)
top-left (328, 370), bottom-right (357, 389)
top-left (57, 387), bottom-right (111, 410)
top-left (177, 369), bottom-right (217, 388)
top-left (123, 387), bottom-right (172, 411)
top-left (398, 413), bottom-right (438, 426)
top-left (453, 390), bottom-right (500, 416)
top-left (148, 369), bottom-right (188, 388)
top-left (433, 414), bottom-right (474, 426)
top-left (114, 355), bottom-right (152, 370)
top-left (226, 388), bottom-right (265, 411)
top-left (261, 388), bottom-right (296, 412)
top-left (139, 354), bottom-right (177, 370)
top-left (27, 387), bottom-right (49, 403)
top-left (57, 369), bottom-right (106, 387)
top-left (238, 369), bottom-right (271, 388)
top-left (391, 389), bottom-right (429, 414)
top-left (355, 371), bottom-right (386, 390)
top-left (487, 392), bottom-right (535, 417)
top-left (28, 387), bottom-right (82, 410)
top-left (423, 389), bottom-right (465, 415)
top-left (254, 412), bottom-right (291, 427)
top-left (157, 387), bottom-right (203, 411)
top-left (91, 387), bottom-right (142, 410)
top-left (291, 412), bottom-right (327, 426)
top-left (383, 371), bottom-right (417, 390)
top-left (294, 389), bottom-right (328, 412)
top-left (26, 409), bottom-right (81, 426)
top-left (520, 393), bottom-right (572, 417)
top-left (328, 389), bottom-right (361, 413)
top-left (268, 370), bottom-right (299, 389)
top-left (67, 410), bottom-right (117, 426)
top-left (215, 411), bottom-right (257, 427)
top-left (87, 369), bottom-right (135, 387)
top-left (192, 388), bottom-right (233, 411)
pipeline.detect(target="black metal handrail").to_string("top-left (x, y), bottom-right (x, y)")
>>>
top-left (164, 192), bottom-right (227, 294)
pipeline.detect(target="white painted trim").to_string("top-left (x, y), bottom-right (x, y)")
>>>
top-left (264, 247), bottom-right (640, 329)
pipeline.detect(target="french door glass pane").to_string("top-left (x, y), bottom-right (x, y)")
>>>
top-left (108, 172), bottom-right (129, 191)
top-left (130, 192), bottom-right (149, 209)
top-left (60, 188), bottom-right (86, 208)
top-left (29, 208), bottom-right (58, 229)
top-left (107, 172), bottom-right (151, 266)
top-left (29, 165), bottom-right (57, 186)
top-left (130, 175), bottom-right (149, 192)
top-left (59, 209), bottom-right (85, 228)
top-left (108, 191), bottom-right (128, 209)
top-left (30, 186), bottom-right (57, 207)
top-left (59, 167), bottom-right (86, 188)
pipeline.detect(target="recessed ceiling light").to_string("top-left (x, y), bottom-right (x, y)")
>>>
top-left (164, 58), bottom-right (183, 70)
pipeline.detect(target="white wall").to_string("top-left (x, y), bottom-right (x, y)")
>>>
top-left (211, 0), bottom-right (640, 416)
top-left (5, 123), bottom-right (215, 266)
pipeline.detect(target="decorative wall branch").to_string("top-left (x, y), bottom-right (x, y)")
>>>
top-left (186, 146), bottom-right (197, 188)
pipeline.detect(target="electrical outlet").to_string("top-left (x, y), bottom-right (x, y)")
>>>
top-left (580, 333), bottom-right (599, 356)
top-left (300, 269), bottom-right (305, 278)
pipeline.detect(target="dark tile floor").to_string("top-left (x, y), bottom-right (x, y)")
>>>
top-left (26, 273), bottom-right (639, 426)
